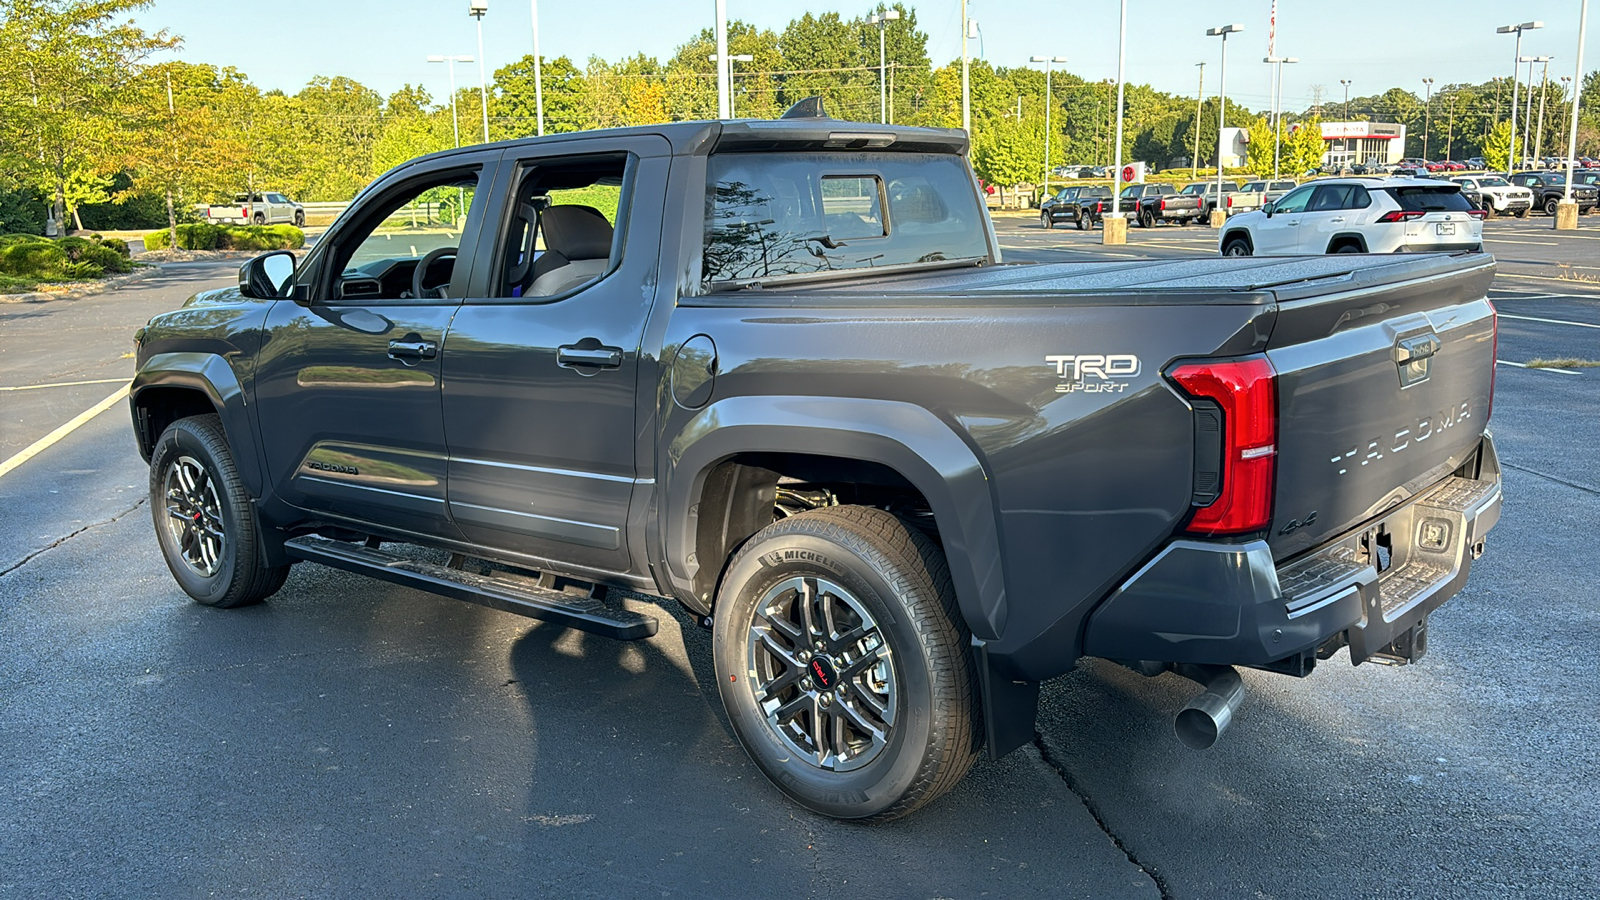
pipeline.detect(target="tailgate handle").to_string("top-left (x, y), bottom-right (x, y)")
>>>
top-left (1395, 334), bottom-right (1441, 365)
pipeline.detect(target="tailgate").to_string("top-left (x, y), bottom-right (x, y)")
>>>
top-left (1263, 255), bottom-right (1497, 560)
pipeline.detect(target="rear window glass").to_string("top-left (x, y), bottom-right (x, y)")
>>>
top-left (703, 152), bottom-right (986, 288)
top-left (1385, 187), bottom-right (1473, 212)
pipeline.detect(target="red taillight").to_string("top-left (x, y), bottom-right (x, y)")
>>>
top-left (1487, 299), bottom-right (1498, 420)
top-left (1170, 356), bottom-right (1278, 535)
top-left (1226, 195), bottom-right (1234, 208)
top-left (1160, 198), bottom-right (1167, 211)
top-left (1376, 210), bottom-right (1425, 223)
top-left (1467, 209), bottom-right (1489, 219)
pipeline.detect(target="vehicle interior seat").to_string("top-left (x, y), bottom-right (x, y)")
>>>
top-left (528, 205), bottom-right (613, 296)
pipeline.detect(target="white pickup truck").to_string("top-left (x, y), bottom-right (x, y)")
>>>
top-left (1225, 180), bottom-right (1299, 216)
top-left (206, 192), bottom-right (304, 227)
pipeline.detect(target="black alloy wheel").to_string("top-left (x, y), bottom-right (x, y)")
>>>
top-left (1222, 235), bottom-right (1252, 257)
top-left (1546, 197), bottom-right (1561, 217)
top-left (713, 506), bottom-right (978, 821)
top-left (150, 414), bottom-right (289, 608)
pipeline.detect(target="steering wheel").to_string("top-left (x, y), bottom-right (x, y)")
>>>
top-left (412, 246), bottom-right (457, 300)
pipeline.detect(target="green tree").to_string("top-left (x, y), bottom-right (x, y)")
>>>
top-left (1483, 120), bottom-right (1512, 172)
top-left (1283, 117), bottom-right (1327, 175)
top-left (494, 54), bottom-right (585, 134)
top-left (1244, 116), bottom-right (1277, 177)
top-left (117, 62), bottom-right (249, 248)
top-left (0, 0), bottom-right (176, 233)
top-left (972, 116), bottom-right (1043, 205)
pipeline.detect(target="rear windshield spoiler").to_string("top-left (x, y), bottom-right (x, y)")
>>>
top-left (712, 120), bottom-right (969, 155)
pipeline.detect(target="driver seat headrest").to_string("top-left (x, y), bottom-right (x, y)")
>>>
top-left (540, 205), bottom-right (613, 261)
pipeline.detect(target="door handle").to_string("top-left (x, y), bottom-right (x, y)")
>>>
top-left (558, 343), bottom-right (623, 370)
top-left (1329, 217), bottom-right (1345, 223)
top-left (387, 340), bottom-right (437, 360)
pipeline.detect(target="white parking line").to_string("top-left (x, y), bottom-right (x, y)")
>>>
top-left (1485, 238), bottom-right (1560, 246)
top-left (0, 383), bottom-right (131, 481)
top-left (1496, 359), bottom-right (1581, 375)
top-left (1498, 313), bottom-right (1600, 329)
top-left (0, 377), bottom-right (131, 392)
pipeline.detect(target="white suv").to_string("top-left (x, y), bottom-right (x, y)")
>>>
top-left (1217, 177), bottom-right (1485, 257)
top-left (1451, 175), bottom-right (1534, 218)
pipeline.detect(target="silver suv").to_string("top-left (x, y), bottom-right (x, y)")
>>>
top-left (1217, 177), bottom-right (1485, 257)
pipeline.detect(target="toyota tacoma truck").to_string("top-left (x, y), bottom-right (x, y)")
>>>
top-left (130, 103), bottom-right (1503, 822)
top-left (1117, 182), bottom-right (1204, 227)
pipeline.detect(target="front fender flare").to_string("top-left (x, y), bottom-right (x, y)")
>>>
top-left (131, 352), bottom-right (262, 497)
top-left (663, 395), bottom-right (1008, 641)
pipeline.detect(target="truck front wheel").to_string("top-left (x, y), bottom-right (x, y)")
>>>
top-left (712, 506), bottom-right (979, 821)
top-left (150, 414), bottom-right (288, 608)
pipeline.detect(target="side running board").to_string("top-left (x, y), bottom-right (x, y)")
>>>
top-left (283, 535), bottom-right (658, 640)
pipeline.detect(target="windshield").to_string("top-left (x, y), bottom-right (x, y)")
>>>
top-left (1477, 177), bottom-right (1509, 187)
top-left (703, 151), bottom-right (986, 288)
top-left (1241, 183), bottom-right (1266, 193)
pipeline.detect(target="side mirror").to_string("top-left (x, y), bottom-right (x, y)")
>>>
top-left (1263, 202), bottom-right (1275, 217)
top-left (238, 250), bottom-right (296, 299)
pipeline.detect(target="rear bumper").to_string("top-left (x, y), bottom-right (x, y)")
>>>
top-left (1082, 433), bottom-right (1501, 669)
top-left (1398, 241), bottom-right (1483, 253)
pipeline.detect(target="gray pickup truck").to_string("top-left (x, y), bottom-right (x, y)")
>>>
top-left (130, 104), bottom-right (1503, 821)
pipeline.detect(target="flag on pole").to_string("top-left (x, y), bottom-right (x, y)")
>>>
top-left (1268, 0), bottom-right (1277, 58)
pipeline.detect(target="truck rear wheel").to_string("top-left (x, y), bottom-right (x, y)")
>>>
top-left (150, 414), bottom-right (288, 608)
top-left (712, 505), bottom-right (979, 821)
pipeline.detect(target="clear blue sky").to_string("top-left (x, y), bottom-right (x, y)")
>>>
top-left (141, 0), bottom-right (1591, 114)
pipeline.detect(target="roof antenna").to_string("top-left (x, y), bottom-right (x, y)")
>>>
top-left (781, 97), bottom-right (828, 119)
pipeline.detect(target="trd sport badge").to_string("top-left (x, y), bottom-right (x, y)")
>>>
top-left (1046, 354), bottom-right (1142, 393)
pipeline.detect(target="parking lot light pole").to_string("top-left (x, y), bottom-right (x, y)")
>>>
top-left (1338, 79), bottom-right (1352, 166)
top-left (1031, 55), bottom-right (1069, 199)
top-left (1103, 0), bottom-right (1128, 245)
top-left (529, 0), bottom-right (544, 136)
top-left (1192, 62), bottom-right (1205, 174)
top-left (1533, 57), bottom-right (1553, 163)
top-left (1207, 24), bottom-right (1243, 227)
top-left (1558, 0), bottom-right (1589, 230)
top-left (708, 53), bottom-right (753, 117)
top-left (1267, 56), bottom-right (1297, 180)
top-left (469, 1), bottom-right (490, 143)
top-left (960, 0), bottom-right (970, 133)
top-left (869, 9), bottom-right (901, 124)
top-left (1421, 78), bottom-right (1433, 159)
top-left (1498, 21), bottom-right (1543, 174)
top-left (1519, 56), bottom-right (1539, 166)
top-left (427, 55), bottom-right (473, 148)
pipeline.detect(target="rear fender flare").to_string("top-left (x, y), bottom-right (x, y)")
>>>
top-left (131, 352), bottom-right (263, 497)
top-left (662, 395), bottom-right (1008, 641)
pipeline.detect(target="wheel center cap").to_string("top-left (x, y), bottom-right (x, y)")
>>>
top-left (808, 656), bottom-right (838, 691)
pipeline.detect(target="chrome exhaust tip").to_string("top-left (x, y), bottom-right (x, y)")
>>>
top-left (1173, 664), bottom-right (1245, 750)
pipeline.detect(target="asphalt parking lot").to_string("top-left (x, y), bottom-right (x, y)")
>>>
top-left (2, 220), bottom-right (1597, 898)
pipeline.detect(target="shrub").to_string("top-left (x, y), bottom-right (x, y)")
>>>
top-left (0, 233), bottom-right (136, 284)
top-left (144, 223), bottom-right (305, 251)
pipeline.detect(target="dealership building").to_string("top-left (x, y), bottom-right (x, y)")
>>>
top-left (1317, 121), bottom-right (1409, 166)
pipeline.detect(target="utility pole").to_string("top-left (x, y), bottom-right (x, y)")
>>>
top-left (1446, 92), bottom-right (1456, 160)
top-left (1193, 62), bottom-right (1205, 174)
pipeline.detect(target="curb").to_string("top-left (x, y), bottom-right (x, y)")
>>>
top-left (1, 266), bottom-right (166, 305)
